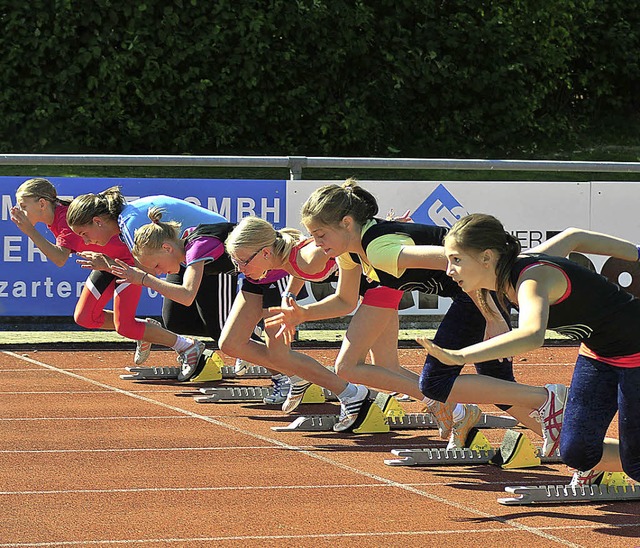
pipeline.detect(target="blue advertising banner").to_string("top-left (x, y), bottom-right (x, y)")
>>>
top-left (0, 177), bottom-right (286, 316)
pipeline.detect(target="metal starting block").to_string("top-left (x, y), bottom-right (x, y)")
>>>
top-left (120, 366), bottom-right (181, 380)
top-left (195, 386), bottom-right (272, 402)
top-left (273, 408), bottom-right (516, 434)
top-left (385, 429), bottom-right (562, 469)
top-left (498, 481), bottom-right (640, 506)
top-left (120, 361), bottom-right (271, 381)
top-left (195, 384), bottom-right (336, 403)
top-left (387, 413), bottom-right (516, 430)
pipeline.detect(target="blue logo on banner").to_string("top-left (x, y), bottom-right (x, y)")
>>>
top-left (411, 184), bottom-right (468, 227)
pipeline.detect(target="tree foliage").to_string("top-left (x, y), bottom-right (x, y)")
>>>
top-left (0, 0), bottom-right (637, 156)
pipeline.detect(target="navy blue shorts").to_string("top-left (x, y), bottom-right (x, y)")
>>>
top-left (418, 291), bottom-right (515, 407)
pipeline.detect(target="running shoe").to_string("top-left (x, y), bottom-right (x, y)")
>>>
top-left (530, 383), bottom-right (567, 457)
top-left (446, 404), bottom-right (482, 450)
top-left (176, 339), bottom-right (206, 381)
top-left (133, 318), bottom-right (161, 365)
top-left (333, 385), bottom-right (370, 432)
top-left (263, 374), bottom-right (290, 405)
top-left (234, 358), bottom-right (250, 376)
top-left (282, 378), bottom-right (312, 414)
top-left (425, 400), bottom-right (456, 439)
top-left (569, 469), bottom-right (604, 487)
top-left (390, 392), bottom-right (412, 402)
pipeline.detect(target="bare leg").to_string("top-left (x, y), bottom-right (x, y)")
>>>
top-left (140, 321), bottom-right (180, 347)
top-left (335, 305), bottom-right (424, 399)
top-left (596, 439), bottom-right (623, 471)
top-left (219, 291), bottom-right (349, 395)
top-left (449, 374), bottom-right (548, 409)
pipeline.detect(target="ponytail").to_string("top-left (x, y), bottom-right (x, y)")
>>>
top-left (67, 186), bottom-right (126, 227)
top-left (301, 178), bottom-right (379, 227)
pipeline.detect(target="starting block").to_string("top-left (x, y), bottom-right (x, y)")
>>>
top-left (194, 383), bottom-right (337, 404)
top-left (120, 350), bottom-right (271, 381)
top-left (272, 392), bottom-right (516, 435)
top-left (385, 429), bottom-right (562, 469)
top-left (272, 392), bottom-right (394, 434)
top-left (498, 473), bottom-right (640, 505)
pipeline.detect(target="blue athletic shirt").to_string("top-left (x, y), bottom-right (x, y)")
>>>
top-left (118, 195), bottom-right (227, 251)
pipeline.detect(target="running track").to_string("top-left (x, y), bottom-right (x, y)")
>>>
top-left (1, 346), bottom-right (638, 547)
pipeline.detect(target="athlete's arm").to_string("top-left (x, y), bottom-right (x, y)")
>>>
top-left (417, 266), bottom-right (563, 365)
top-left (396, 245), bottom-right (448, 272)
top-left (10, 207), bottom-right (71, 267)
top-left (530, 227), bottom-right (638, 261)
top-left (112, 258), bottom-right (205, 306)
top-left (265, 264), bottom-right (361, 331)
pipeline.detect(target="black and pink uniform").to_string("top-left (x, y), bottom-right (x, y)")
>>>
top-left (512, 254), bottom-right (640, 479)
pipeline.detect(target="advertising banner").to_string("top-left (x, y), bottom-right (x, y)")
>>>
top-left (0, 177), bottom-right (286, 316)
top-left (287, 180), bottom-right (593, 314)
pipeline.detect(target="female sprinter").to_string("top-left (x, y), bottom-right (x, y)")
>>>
top-left (417, 213), bottom-right (640, 485)
top-left (66, 187), bottom-right (236, 379)
top-left (110, 212), bottom-right (372, 432)
top-left (266, 180), bottom-right (562, 452)
top-left (10, 178), bottom-right (159, 362)
top-left (224, 214), bottom-right (473, 440)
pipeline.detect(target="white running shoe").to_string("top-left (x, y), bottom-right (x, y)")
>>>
top-left (282, 379), bottom-right (312, 414)
top-left (530, 383), bottom-right (567, 457)
top-left (176, 339), bottom-right (206, 381)
top-left (134, 318), bottom-right (161, 365)
top-left (234, 358), bottom-right (250, 376)
top-left (333, 385), bottom-right (370, 432)
top-left (263, 375), bottom-right (290, 405)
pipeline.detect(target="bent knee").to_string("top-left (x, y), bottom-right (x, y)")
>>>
top-left (560, 439), bottom-right (602, 472)
top-left (74, 309), bottom-right (101, 329)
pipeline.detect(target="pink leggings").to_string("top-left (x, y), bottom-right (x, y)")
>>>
top-left (74, 270), bottom-right (145, 340)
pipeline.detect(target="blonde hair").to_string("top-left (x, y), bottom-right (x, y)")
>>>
top-left (301, 178), bottom-right (379, 228)
top-left (132, 207), bottom-right (182, 258)
top-left (66, 186), bottom-right (126, 227)
top-left (16, 178), bottom-right (71, 206)
top-left (225, 216), bottom-right (301, 261)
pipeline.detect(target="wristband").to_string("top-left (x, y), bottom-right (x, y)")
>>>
top-left (141, 272), bottom-right (149, 286)
top-left (637, 244), bottom-right (640, 261)
top-left (281, 291), bottom-right (297, 301)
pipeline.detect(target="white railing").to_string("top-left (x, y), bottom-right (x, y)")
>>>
top-left (2, 154), bottom-right (640, 179)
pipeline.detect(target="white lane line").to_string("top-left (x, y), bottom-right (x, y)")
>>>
top-left (2, 350), bottom-right (581, 547)
top-left (0, 479), bottom-right (558, 496)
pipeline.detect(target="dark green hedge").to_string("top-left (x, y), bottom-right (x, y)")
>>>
top-left (0, 0), bottom-right (637, 156)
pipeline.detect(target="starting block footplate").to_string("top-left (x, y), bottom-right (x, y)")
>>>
top-left (498, 483), bottom-right (640, 505)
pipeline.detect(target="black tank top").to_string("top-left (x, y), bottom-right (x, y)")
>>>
top-left (511, 254), bottom-right (640, 357)
top-left (356, 219), bottom-right (460, 297)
